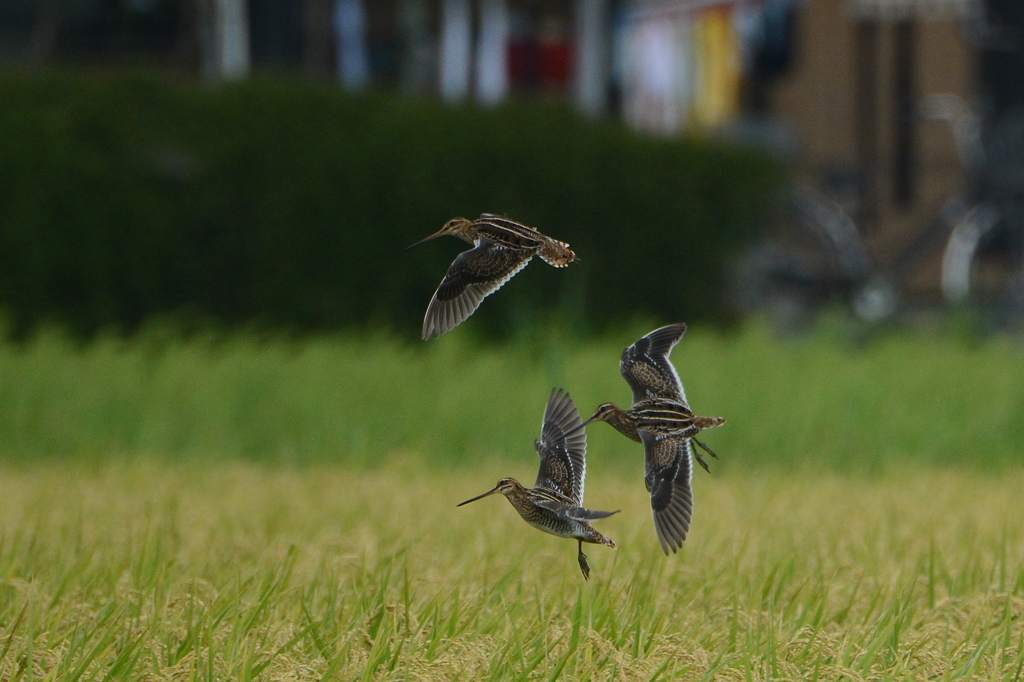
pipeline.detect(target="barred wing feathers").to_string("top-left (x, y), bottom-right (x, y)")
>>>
top-left (534, 388), bottom-right (588, 506)
top-left (422, 240), bottom-right (533, 339)
top-left (641, 430), bottom-right (694, 555)
top-left (620, 323), bottom-right (689, 404)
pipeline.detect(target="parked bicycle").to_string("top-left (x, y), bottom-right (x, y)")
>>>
top-left (732, 96), bottom-right (1024, 333)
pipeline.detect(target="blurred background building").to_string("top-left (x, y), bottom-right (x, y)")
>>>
top-left (2, 1), bottom-right (1021, 238)
top-left (0, 0), bottom-right (1022, 334)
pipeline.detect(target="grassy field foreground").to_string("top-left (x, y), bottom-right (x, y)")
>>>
top-left (1, 325), bottom-right (1022, 469)
top-left (0, 463), bottom-right (1021, 680)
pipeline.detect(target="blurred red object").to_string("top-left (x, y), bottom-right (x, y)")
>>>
top-left (539, 39), bottom-right (571, 89)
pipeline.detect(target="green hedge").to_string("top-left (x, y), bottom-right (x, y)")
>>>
top-left (0, 71), bottom-right (781, 338)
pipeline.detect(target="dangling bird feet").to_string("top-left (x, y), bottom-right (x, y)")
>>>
top-left (694, 449), bottom-right (711, 473)
top-left (693, 438), bottom-right (719, 473)
top-left (577, 541), bottom-right (591, 581)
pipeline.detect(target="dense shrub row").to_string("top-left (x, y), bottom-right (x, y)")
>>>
top-left (0, 71), bottom-right (781, 338)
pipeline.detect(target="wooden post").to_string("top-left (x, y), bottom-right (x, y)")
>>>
top-left (854, 16), bottom-right (879, 233)
top-left (892, 17), bottom-right (916, 207)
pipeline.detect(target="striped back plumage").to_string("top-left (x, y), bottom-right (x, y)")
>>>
top-left (417, 213), bottom-right (575, 339)
top-left (471, 214), bottom-right (545, 251)
top-left (472, 214), bottom-right (576, 268)
top-left (631, 397), bottom-right (700, 437)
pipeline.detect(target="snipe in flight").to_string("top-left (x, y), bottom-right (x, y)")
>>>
top-left (457, 388), bottom-right (616, 580)
top-left (410, 214), bottom-right (576, 339)
top-left (580, 323), bottom-right (725, 554)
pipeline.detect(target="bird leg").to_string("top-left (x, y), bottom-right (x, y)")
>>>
top-left (693, 449), bottom-right (711, 473)
top-left (577, 540), bottom-right (591, 581)
top-left (694, 438), bottom-right (719, 459)
top-left (693, 438), bottom-right (718, 473)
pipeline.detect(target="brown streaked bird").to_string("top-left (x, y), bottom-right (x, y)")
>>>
top-left (456, 388), bottom-right (616, 580)
top-left (580, 323), bottom-right (725, 554)
top-left (410, 214), bottom-right (577, 339)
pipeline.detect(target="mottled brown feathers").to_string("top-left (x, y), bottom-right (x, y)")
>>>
top-left (455, 388), bottom-right (616, 580)
top-left (590, 323), bottom-right (726, 554)
top-left (422, 213), bottom-right (727, 564)
top-left (415, 214), bottom-right (576, 339)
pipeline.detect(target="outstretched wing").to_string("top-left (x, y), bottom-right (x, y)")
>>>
top-left (619, 323), bottom-right (688, 405)
top-left (421, 240), bottom-right (533, 339)
top-left (534, 387), bottom-right (588, 505)
top-left (640, 430), bottom-right (694, 554)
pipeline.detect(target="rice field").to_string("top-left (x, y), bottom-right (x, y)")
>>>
top-left (0, 324), bottom-right (1021, 470)
top-left (0, 326), bottom-right (1021, 679)
top-left (0, 462), bottom-right (1021, 680)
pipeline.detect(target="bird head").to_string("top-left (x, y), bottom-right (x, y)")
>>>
top-left (584, 402), bottom-right (620, 426)
top-left (407, 217), bottom-right (473, 249)
top-left (456, 477), bottom-right (521, 507)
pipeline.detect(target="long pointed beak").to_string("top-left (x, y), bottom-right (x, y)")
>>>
top-left (565, 414), bottom-right (597, 437)
top-left (406, 229), bottom-right (446, 250)
top-left (457, 485), bottom-right (501, 507)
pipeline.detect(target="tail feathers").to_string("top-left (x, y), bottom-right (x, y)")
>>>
top-left (694, 415), bottom-right (726, 430)
top-left (587, 531), bottom-right (616, 548)
top-left (539, 239), bottom-right (576, 268)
